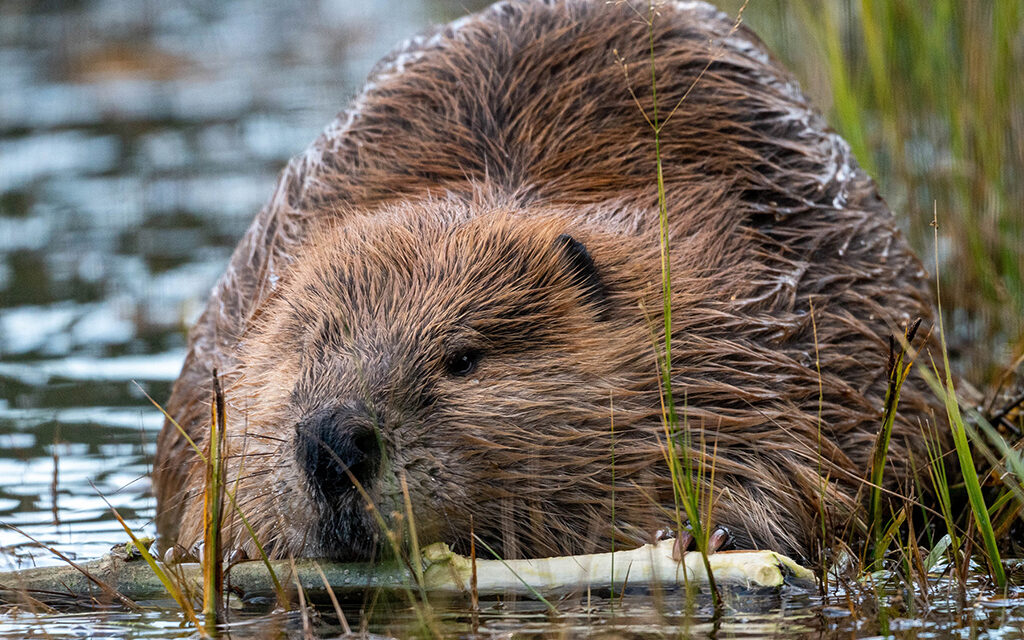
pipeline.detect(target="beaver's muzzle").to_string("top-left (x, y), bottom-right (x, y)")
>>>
top-left (295, 404), bottom-right (381, 502)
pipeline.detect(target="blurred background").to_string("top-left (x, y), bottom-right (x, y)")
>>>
top-left (0, 0), bottom-right (1020, 567)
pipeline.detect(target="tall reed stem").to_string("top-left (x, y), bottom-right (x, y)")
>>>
top-left (203, 371), bottom-right (227, 629)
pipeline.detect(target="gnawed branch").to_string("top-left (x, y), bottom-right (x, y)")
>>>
top-left (0, 539), bottom-right (813, 607)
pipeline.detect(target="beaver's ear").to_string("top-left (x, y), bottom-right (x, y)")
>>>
top-left (554, 234), bottom-right (609, 319)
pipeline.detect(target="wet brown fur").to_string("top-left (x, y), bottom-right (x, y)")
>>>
top-left (154, 0), bottom-right (948, 563)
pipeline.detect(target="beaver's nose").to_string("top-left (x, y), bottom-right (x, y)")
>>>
top-left (295, 405), bottom-right (380, 500)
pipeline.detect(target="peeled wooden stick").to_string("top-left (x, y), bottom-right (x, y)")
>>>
top-left (421, 538), bottom-right (815, 596)
top-left (0, 539), bottom-right (814, 606)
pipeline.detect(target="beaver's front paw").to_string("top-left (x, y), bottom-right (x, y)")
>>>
top-left (671, 523), bottom-right (732, 561)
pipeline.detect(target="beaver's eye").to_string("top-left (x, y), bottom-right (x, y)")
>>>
top-left (445, 349), bottom-right (480, 377)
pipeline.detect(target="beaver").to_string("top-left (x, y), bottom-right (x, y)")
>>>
top-left (153, 0), bottom-right (949, 565)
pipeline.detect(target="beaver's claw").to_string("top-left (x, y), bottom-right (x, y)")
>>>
top-left (671, 524), bottom-right (732, 561)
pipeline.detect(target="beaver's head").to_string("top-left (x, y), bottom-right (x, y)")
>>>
top-left (223, 200), bottom-right (668, 561)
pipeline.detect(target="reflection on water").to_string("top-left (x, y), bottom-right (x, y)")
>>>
top-left (0, 0), bottom-right (1021, 637)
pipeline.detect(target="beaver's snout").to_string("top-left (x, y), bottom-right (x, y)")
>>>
top-left (295, 405), bottom-right (381, 501)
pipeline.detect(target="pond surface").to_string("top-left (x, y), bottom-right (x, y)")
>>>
top-left (0, 0), bottom-right (1021, 637)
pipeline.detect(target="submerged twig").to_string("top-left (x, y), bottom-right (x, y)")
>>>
top-left (2, 525), bottom-right (141, 612)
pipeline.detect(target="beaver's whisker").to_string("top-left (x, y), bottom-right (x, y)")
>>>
top-left (231, 433), bottom-right (289, 444)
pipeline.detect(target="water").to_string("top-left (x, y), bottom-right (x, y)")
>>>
top-left (0, 0), bottom-right (1021, 637)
